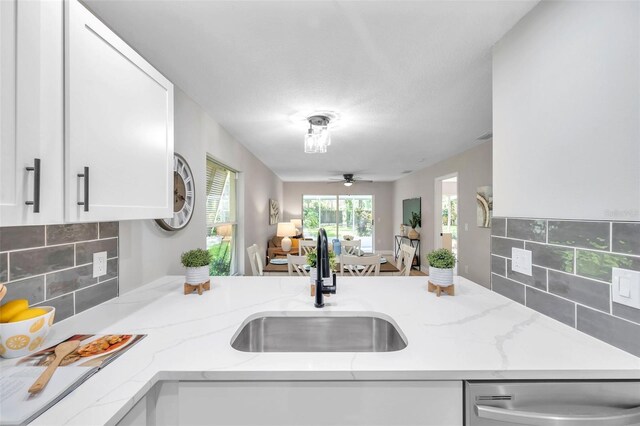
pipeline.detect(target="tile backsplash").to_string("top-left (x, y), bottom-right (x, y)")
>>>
top-left (0, 223), bottom-right (118, 323)
top-left (491, 217), bottom-right (640, 357)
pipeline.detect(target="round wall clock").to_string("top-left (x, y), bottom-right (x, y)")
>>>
top-left (156, 153), bottom-right (195, 231)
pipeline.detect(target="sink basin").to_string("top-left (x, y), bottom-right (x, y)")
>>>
top-left (231, 312), bottom-right (407, 352)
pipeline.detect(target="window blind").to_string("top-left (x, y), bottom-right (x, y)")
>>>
top-left (206, 159), bottom-right (236, 228)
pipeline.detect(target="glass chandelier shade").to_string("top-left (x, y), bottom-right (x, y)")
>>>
top-left (304, 115), bottom-right (331, 153)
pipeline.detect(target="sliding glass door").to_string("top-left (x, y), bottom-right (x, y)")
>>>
top-left (302, 195), bottom-right (374, 252)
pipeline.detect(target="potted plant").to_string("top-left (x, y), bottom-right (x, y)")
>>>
top-left (306, 250), bottom-right (337, 284)
top-left (181, 248), bottom-right (212, 284)
top-left (408, 211), bottom-right (421, 239)
top-left (426, 248), bottom-right (456, 286)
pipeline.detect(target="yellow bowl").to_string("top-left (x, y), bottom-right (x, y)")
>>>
top-left (0, 306), bottom-right (55, 359)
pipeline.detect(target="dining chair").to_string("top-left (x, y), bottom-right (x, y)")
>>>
top-left (396, 244), bottom-right (416, 276)
top-left (287, 254), bottom-right (309, 276)
top-left (298, 240), bottom-right (317, 256)
top-left (340, 254), bottom-right (380, 277)
top-left (340, 239), bottom-right (361, 256)
top-left (246, 244), bottom-right (263, 276)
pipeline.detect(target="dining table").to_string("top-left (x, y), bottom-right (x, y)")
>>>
top-left (262, 254), bottom-right (400, 276)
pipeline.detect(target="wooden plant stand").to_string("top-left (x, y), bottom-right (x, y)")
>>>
top-left (428, 281), bottom-right (455, 297)
top-left (184, 280), bottom-right (210, 296)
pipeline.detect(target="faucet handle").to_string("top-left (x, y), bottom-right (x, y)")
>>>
top-left (310, 283), bottom-right (331, 297)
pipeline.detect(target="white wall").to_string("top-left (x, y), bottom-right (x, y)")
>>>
top-left (493, 1), bottom-right (640, 221)
top-left (393, 141), bottom-right (492, 287)
top-left (282, 182), bottom-right (394, 252)
top-left (119, 88), bottom-right (282, 292)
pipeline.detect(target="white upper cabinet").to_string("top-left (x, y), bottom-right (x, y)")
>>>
top-left (0, 0), bottom-right (64, 226)
top-left (1, 0), bottom-right (173, 226)
top-left (65, 0), bottom-right (174, 223)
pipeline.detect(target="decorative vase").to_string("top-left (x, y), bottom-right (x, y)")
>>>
top-left (399, 224), bottom-right (405, 236)
top-left (429, 266), bottom-right (453, 286)
top-left (408, 228), bottom-right (419, 239)
top-left (185, 266), bottom-right (210, 284)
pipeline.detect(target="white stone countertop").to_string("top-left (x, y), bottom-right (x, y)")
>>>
top-left (5, 275), bottom-right (639, 425)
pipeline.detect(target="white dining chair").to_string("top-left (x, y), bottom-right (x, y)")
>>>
top-left (298, 240), bottom-right (317, 256)
top-left (340, 239), bottom-right (361, 256)
top-left (246, 244), bottom-right (263, 276)
top-left (396, 244), bottom-right (416, 276)
top-left (287, 254), bottom-right (309, 276)
top-left (340, 254), bottom-right (380, 277)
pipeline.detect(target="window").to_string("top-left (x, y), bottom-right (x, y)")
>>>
top-left (206, 158), bottom-right (237, 275)
top-left (302, 195), bottom-right (374, 252)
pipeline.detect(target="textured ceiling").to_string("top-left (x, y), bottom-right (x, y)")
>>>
top-left (84, 0), bottom-right (538, 182)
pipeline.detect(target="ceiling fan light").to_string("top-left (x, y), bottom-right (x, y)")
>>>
top-left (344, 181), bottom-right (353, 187)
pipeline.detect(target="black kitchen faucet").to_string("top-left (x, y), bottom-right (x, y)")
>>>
top-left (314, 228), bottom-right (336, 308)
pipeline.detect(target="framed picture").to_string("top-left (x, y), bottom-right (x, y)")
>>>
top-left (476, 186), bottom-right (493, 228)
top-left (269, 199), bottom-right (280, 225)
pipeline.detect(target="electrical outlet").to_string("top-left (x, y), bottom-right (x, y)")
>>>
top-left (93, 251), bottom-right (107, 278)
top-left (511, 248), bottom-right (532, 276)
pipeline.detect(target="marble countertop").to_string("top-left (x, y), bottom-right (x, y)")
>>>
top-left (6, 275), bottom-right (639, 425)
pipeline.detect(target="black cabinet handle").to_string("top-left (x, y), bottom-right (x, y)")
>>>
top-left (25, 158), bottom-right (41, 213)
top-left (77, 167), bottom-right (89, 212)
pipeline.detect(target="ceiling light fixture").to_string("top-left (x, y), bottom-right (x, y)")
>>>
top-left (343, 174), bottom-right (355, 187)
top-left (304, 115), bottom-right (331, 154)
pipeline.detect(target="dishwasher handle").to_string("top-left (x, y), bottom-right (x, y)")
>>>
top-left (475, 403), bottom-right (640, 426)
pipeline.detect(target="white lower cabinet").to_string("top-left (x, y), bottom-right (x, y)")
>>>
top-left (0, 0), bottom-right (173, 226)
top-left (118, 380), bottom-right (463, 426)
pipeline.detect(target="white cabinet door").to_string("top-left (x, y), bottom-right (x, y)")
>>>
top-left (0, 0), bottom-right (64, 226)
top-left (65, 0), bottom-right (173, 223)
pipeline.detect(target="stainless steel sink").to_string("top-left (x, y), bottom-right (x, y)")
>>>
top-left (230, 312), bottom-right (407, 352)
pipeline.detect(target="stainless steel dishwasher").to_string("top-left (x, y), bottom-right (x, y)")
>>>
top-left (466, 381), bottom-right (640, 425)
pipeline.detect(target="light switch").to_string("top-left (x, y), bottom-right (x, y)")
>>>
top-left (619, 279), bottom-right (631, 298)
top-left (511, 248), bottom-right (532, 276)
top-left (612, 268), bottom-right (640, 309)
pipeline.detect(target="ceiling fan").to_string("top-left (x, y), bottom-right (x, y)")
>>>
top-left (329, 173), bottom-right (373, 187)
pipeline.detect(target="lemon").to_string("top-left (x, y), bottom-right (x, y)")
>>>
top-left (8, 308), bottom-right (48, 323)
top-left (0, 299), bottom-right (29, 323)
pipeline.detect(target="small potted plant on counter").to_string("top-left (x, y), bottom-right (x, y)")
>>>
top-left (408, 212), bottom-right (421, 239)
top-left (426, 248), bottom-right (456, 287)
top-left (181, 248), bottom-right (212, 286)
top-left (306, 250), bottom-right (337, 285)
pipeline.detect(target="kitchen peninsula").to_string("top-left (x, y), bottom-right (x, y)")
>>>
top-left (4, 275), bottom-right (637, 426)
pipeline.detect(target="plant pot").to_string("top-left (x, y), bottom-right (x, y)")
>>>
top-left (185, 266), bottom-right (210, 284)
top-left (309, 267), bottom-right (332, 286)
top-left (429, 266), bottom-right (453, 286)
top-left (408, 228), bottom-right (419, 239)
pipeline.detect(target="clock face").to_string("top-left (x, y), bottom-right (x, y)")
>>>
top-left (156, 153), bottom-right (195, 231)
